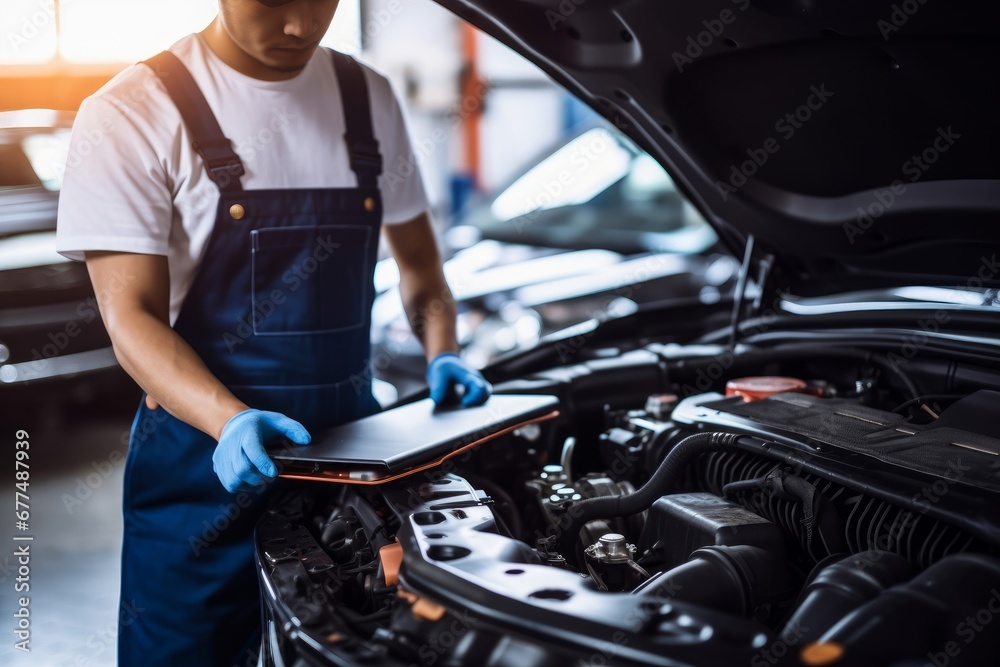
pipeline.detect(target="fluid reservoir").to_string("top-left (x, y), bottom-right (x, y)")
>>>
top-left (725, 376), bottom-right (807, 402)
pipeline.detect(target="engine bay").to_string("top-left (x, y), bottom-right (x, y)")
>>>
top-left (256, 338), bottom-right (1000, 667)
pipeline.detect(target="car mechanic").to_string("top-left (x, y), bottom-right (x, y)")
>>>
top-left (54, 1), bottom-right (491, 665)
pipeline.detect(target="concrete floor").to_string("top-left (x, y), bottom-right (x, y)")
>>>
top-left (1, 401), bottom-right (133, 667)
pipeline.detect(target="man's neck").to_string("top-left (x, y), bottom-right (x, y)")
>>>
top-left (199, 19), bottom-right (304, 82)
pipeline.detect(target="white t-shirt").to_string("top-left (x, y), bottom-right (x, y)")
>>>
top-left (56, 34), bottom-right (429, 325)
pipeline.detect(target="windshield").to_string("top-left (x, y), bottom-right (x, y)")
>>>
top-left (490, 127), bottom-right (634, 221)
top-left (464, 122), bottom-right (715, 255)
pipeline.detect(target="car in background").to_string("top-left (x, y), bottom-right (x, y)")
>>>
top-left (371, 123), bottom-right (736, 397)
top-left (0, 109), bottom-right (130, 414)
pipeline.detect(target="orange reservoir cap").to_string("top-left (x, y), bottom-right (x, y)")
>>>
top-left (725, 376), bottom-right (807, 402)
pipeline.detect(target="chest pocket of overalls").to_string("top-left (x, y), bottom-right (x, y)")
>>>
top-left (251, 224), bottom-right (373, 335)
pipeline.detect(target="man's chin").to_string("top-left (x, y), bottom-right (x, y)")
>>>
top-left (260, 46), bottom-right (317, 73)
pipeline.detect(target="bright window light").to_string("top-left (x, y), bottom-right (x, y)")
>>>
top-left (321, 0), bottom-right (361, 55)
top-left (0, 0), bottom-right (59, 63)
top-left (0, 0), bottom-right (361, 64)
top-left (60, 0), bottom-right (220, 63)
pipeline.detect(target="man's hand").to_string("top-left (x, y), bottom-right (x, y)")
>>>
top-left (426, 352), bottom-right (491, 407)
top-left (214, 409), bottom-right (311, 493)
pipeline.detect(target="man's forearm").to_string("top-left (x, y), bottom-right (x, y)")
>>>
top-left (85, 251), bottom-right (246, 440)
top-left (400, 276), bottom-right (459, 362)
top-left (382, 212), bottom-right (460, 363)
top-left (107, 309), bottom-right (247, 439)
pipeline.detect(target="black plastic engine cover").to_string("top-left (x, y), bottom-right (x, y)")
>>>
top-left (696, 392), bottom-right (1000, 493)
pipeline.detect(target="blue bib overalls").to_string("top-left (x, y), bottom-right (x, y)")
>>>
top-left (118, 49), bottom-right (383, 667)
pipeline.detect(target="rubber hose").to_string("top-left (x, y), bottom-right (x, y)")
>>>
top-left (557, 431), bottom-right (743, 563)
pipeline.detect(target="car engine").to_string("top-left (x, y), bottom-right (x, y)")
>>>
top-left (256, 340), bottom-right (1000, 667)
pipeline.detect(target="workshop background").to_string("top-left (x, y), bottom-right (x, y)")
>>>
top-left (0, 1), bottom-right (712, 665)
top-left (0, 2), bottom-right (571, 665)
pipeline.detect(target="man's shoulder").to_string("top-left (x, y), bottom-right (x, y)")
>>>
top-left (81, 34), bottom-right (201, 116)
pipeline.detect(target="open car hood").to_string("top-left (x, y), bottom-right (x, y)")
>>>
top-left (433, 0), bottom-right (1000, 295)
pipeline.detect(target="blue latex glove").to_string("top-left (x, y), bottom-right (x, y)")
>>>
top-left (213, 409), bottom-right (311, 493)
top-left (426, 352), bottom-right (492, 407)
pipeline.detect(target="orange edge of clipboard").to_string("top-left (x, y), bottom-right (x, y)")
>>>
top-left (277, 409), bottom-right (561, 486)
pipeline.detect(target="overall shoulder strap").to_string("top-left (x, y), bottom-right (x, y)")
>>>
top-left (329, 50), bottom-right (383, 189)
top-left (142, 51), bottom-right (245, 193)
